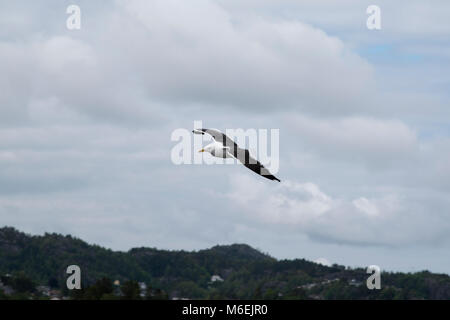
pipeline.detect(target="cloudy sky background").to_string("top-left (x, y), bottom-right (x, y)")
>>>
top-left (1, 0), bottom-right (450, 273)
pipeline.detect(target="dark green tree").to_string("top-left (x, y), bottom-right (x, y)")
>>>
top-left (12, 272), bottom-right (36, 293)
top-left (84, 278), bottom-right (114, 300)
top-left (121, 280), bottom-right (140, 300)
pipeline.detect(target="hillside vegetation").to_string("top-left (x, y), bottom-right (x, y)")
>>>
top-left (1, 227), bottom-right (449, 300)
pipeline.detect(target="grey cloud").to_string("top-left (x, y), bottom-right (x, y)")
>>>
top-left (0, 0), bottom-right (376, 127)
top-left (113, 0), bottom-right (374, 113)
top-left (285, 115), bottom-right (419, 169)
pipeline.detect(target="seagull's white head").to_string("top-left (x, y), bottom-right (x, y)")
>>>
top-left (198, 143), bottom-right (216, 154)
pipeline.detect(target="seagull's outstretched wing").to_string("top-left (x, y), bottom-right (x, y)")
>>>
top-left (234, 148), bottom-right (281, 182)
top-left (192, 128), bottom-right (238, 149)
top-left (193, 128), bottom-right (281, 182)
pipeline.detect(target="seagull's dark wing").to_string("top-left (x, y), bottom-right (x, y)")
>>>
top-left (235, 148), bottom-right (281, 182)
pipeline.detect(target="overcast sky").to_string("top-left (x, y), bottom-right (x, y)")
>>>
top-left (1, 0), bottom-right (450, 274)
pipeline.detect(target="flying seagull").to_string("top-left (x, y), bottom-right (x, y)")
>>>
top-left (192, 128), bottom-right (281, 182)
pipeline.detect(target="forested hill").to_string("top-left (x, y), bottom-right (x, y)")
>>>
top-left (1, 226), bottom-right (449, 300)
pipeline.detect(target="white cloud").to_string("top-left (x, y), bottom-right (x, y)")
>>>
top-left (353, 197), bottom-right (379, 217)
top-left (227, 174), bottom-right (450, 247)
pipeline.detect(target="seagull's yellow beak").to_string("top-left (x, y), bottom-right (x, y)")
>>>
top-left (198, 149), bottom-right (205, 153)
